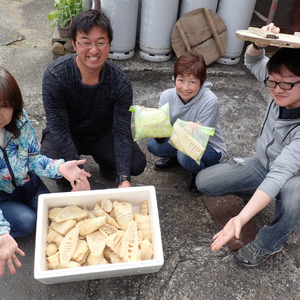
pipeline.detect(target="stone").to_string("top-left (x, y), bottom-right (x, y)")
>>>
top-left (52, 42), bottom-right (65, 56)
top-left (64, 40), bottom-right (75, 53)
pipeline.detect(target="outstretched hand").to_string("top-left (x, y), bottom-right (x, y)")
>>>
top-left (0, 233), bottom-right (25, 276)
top-left (211, 190), bottom-right (272, 251)
top-left (58, 159), bottom-right (91, 191)
top-left (211, 216), bottom-right (243, 251)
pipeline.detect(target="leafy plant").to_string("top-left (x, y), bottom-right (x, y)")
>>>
top-left (48, 0), bottom-right (83, 29)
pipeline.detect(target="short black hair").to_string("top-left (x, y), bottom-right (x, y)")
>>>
top-left (69, 9), bottom-right (113, 42)
top-left (267, 48), bottom-right (300, 77)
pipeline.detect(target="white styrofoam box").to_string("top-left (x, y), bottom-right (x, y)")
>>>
top-left (34, 186), bottom-right (164, 284)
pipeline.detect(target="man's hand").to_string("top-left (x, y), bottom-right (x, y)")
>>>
top-left (254, 23), bottom-right (280, 49)
top-left (211, 216), bottom-right (243, 251)
top-left (118, 181), bottom-right (131, 188)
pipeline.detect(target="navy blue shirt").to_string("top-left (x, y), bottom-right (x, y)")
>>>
top-left (42, 54), bottom-right (133, 175)
top-left (280, 106), bottom-right (300, 119)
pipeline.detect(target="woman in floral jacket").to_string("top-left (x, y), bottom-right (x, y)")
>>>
top-left (0, 67), bottom-right (91, 276)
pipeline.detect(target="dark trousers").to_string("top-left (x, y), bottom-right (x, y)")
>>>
top-left (0, 173), bottom-right (49, 237)
top-left (40, 128), bottom-right (146, 179)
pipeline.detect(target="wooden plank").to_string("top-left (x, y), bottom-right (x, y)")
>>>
top-left (236, 28), bottom-right (300, 48)
top-left (175, 21), bottom-right (192, 52)
top-left (192, 32), bottom-right (227, 65)
top-left (203, 8), bottom-right (225, 56)
top-left (202, 195), bottom-right (259, 251)
top-left (248, 27), bottom-right (278, 39)
top-left (294, 32), bottom-right (300, 38)
top-left (172, 8), bottom-right (227, 65)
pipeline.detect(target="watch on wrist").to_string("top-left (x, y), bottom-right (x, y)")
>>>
top-left (252, 42), bottom-right (264, 50)
top-left (116, 175), bottom-right (131, 184)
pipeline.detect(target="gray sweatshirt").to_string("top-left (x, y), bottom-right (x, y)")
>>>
top-left (245, 50), bottom-right (300, 199)
top-left (159, 82), bottom-right (227, 162)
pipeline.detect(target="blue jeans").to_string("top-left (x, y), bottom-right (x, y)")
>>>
top-left (147, 138), bottom-right (221, 173)
top-left (196, 156), bottom-right (300, 252)
top-left (0, 173), bottom-right (49, 238)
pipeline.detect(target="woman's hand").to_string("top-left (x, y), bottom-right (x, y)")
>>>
top-left (211, 215), bottom-right (243, 251)
top-left (0, 233), bottom-right (25, 276)
top-left (58, 159), bottom-right (91, 191)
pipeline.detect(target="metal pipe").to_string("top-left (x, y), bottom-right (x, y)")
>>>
top-left (91, 0), bottom-right (101, 11)
top-left (253, 10), bottom-right (267, 22)
top-left (267, 0), bottom-right (278, 24)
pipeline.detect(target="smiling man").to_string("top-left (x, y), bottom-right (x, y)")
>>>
top-left (41, 10), bottom-right (146, 190)
top-left (196, 23), bottom-right (300, 268)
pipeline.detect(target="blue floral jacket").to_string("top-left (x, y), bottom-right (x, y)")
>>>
top-left (0, 209), bottom-right (10, 235)
top-left (0, 110), bottom-right (64, 234)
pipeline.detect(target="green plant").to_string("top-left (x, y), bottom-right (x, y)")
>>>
top-left (48, 0), bottom-right (83, 29)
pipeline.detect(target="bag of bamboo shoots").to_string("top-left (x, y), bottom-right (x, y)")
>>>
top-left (129, 103), bottom-right (173, 141)
top-left (168, 118), bottom-right (215, 165)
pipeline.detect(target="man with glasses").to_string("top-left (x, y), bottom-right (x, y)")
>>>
top-left (196, 23), bottom-right (300, 268)
top-left (40, 9), bottom-right (146, 190)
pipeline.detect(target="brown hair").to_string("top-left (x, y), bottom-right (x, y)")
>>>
top-left (0, 67), bottom-right (23, 136)
top-left (173, 51), bottom-right (207, 85)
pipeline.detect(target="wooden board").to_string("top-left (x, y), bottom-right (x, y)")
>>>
top-left (202, 195), bottom-right (259, 251)
top-left (171, 8), bottom-right (227, 65)
top-left (236, 27), bottom-right (300, 48)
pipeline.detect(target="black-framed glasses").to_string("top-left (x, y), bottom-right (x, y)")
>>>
top-left (76, 40), bottom-right (110, 49)
top-left (264, 77), bottom-right (300, 90)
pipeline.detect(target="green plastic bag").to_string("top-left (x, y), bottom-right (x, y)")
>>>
top-left (168, 118), bottom-right (215, 165)
top-left (129, 103), bottom-right (173, 141)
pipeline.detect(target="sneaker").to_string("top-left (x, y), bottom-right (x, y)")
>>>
top-left (154, 157), bottom-right (179, 170)
top-left (234, 240), bottom-right (283, 268)
top-left (189, 173), bottom-right (201, 195)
